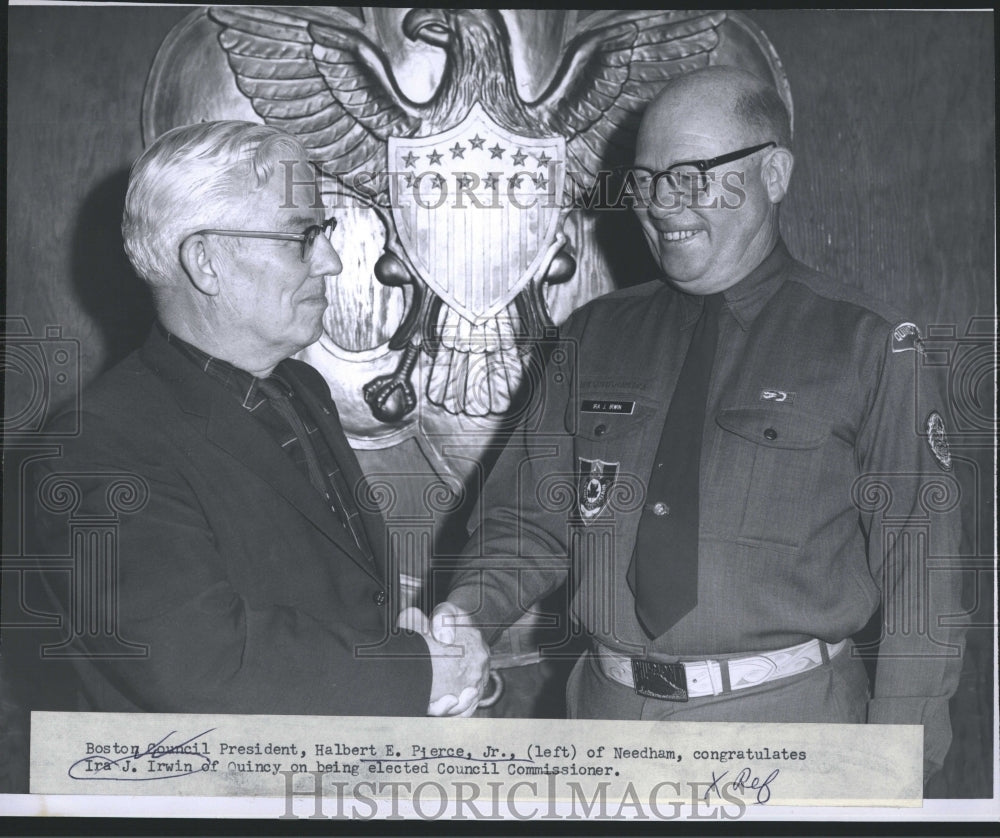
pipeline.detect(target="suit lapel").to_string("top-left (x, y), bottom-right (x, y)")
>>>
top-left (280, 362), bottom-right (391, 573)
top-left (140, 330), bottom-right (382, 584)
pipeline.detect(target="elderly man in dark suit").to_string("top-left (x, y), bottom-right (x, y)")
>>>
top-left (9, 120), bottom-right (487, 720)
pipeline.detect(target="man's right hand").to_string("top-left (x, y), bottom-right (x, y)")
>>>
top-left (398, 604), bottom-right (489, 717)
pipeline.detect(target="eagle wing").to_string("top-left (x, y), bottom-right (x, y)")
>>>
top-left (529, 10), bottom-right (728, 190)
top-left (209, 6), bottom-right (424, 173)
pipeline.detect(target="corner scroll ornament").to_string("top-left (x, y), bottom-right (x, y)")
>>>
top-left (192, 7), bottom-right (785, 423)
top-left (31, 472), bottom-right (150, 658)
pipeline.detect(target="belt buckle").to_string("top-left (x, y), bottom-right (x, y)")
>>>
top-left (631, 659), bottom-right (689, 702)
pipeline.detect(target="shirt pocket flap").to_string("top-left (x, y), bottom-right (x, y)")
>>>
top-left (567, 394), bottom-right (661, 440)
top-left (715, 406), bottom-right (827, 450)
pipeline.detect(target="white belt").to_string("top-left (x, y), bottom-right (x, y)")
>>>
top-left (595, 638), bottom-right (847, 700)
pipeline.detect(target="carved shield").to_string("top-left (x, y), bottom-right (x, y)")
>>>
top-left (388, 104), bottom-right (566, 324)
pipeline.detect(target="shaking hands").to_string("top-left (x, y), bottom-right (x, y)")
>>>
top-left (398, 601), bottom-right (490, 717)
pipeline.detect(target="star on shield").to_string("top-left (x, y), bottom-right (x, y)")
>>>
top-left (388, 103), bottom-right (566, 324)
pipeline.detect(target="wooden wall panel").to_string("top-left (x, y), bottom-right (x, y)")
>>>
top-left (752, 10), bottom-right (993, 328)
top-left (6, 6), bottom-right (190, 392)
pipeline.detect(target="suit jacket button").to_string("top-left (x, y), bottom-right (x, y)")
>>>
top-left (763, 427), bottom-right (778, 440)
top-left (594, 424), bottom-right (607, 436)
top-left (373, 590), bottom-right (386, 606)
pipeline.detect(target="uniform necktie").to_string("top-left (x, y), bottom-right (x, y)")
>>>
top-left (627, 293), bottom-right (723, 638)
top-left (256, 375), bottom-right (364, 550)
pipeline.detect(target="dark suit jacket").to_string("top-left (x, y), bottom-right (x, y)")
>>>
top-left (7, 327), bottom-right (431, 716)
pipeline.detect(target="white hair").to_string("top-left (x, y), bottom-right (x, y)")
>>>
top-left (122, 121), bottom-right (309, 287)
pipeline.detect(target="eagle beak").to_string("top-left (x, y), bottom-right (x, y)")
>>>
top-left (402, 8), bottom-right (451, 47)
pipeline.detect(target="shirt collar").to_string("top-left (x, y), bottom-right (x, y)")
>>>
top-left (158, 323), bottom-right (267, 409)
top-left (669, 238), bottom-right (791, 330)
top-left (720, 238), bottom-right (791, 330)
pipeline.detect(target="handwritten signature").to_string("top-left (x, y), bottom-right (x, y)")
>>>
top-left (67, 728), bottom-right (216, 781)
top-left (703, 766), bottom-right (780, 804)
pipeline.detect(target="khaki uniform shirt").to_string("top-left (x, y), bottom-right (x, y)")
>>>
top-left (450, 240), bottom-right (966, 774)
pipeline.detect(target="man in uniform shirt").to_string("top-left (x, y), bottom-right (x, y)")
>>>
top-left (7, 121), bottom-right (487, 723)
top-left (438, 66), bottom-right (965, 782)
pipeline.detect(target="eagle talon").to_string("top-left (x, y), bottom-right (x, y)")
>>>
top-left (363, 375), bottom-right (418, 423)
top-left (363, 344), bottom-right (421, 423)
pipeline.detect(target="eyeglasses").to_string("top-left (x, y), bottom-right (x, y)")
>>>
top-left (629, 141), bottom-right (777, 197)
top-left (186, 217), bottom-right (337, 262)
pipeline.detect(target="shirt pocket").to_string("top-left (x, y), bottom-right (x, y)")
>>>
top-left (565, 394), bottom-right (660, 521)
top-left (714, 405), bottom-right (828, 550)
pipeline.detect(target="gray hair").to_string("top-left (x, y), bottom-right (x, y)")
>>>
top-left (122, 121), bottom-right (308, 287)
top-left (734, 84), bottom-right (792, 149)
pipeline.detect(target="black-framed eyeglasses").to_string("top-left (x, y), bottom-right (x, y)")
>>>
top-left (186, 217), bottom-right (337, 262)
top-left (630, 141), bottom-right (777, 195)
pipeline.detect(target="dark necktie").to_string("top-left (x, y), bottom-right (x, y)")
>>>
top-left (256, 375), bottom-right (364, 551)
top-left (627, 293), bottom-right (722, 638)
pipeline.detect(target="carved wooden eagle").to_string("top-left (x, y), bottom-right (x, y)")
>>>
top-left (209, 7), bottom-right (730, 420)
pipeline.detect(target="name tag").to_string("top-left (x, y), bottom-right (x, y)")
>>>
top-left (581, 400), bottom-right (635, 415)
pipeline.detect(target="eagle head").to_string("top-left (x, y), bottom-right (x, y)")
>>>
top-left (402, 8), bottom-right (451, 48)
top-left (401, 9), bottom-right (523, 128)
top-left (402, 9), bottom-right (508, 53)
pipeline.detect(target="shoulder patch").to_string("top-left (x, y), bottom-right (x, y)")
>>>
top-left (892, 322), bottom-right (924, 354)
top-left (926, 411), bottom-right (953, 471)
